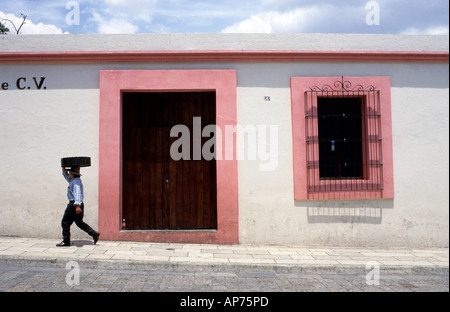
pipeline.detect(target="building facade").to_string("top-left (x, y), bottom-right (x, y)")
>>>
top-left (0, 34), bottom-right (448, 247)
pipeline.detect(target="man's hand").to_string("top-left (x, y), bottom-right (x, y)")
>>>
top-left (75, 206), bottom-right (82, 215)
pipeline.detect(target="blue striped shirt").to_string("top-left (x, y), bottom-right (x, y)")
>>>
top-left (63, 171), bottom-right (84, 206)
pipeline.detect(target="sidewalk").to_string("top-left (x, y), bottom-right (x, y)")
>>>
top-left (0, 236), bottom-right (448, 273)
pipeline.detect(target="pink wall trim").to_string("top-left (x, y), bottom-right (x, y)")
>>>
top-left (290, 76), bottom-right (394, 200)
top-left (99, 70), bottom-right (238, 244)
top-left (0, 50), bottom-right (448, 63)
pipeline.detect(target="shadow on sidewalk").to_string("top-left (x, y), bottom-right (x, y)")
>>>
top-left (71, 240), bottom-right (94, 247)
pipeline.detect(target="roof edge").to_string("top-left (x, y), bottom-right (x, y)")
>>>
top-left (0, 49), bottom-right (448, 64)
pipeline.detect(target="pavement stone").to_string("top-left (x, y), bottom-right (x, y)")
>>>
top-left (0, 236), bottom-right (448, 273)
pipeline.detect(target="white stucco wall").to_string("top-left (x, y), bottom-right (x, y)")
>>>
top-left (0, 34), bottom-right (448, 247)
top-left (0, 67), bottom-right (99, 239)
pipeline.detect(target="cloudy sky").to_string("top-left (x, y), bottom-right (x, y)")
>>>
top-left (1, 0), bottom-right (448, 35)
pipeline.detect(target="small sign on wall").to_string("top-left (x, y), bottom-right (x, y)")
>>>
top-left (0, 77), bottom-right (47, 91)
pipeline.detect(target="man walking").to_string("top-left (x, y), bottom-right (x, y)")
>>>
top-left (57, 166), bottom-right (100, 247)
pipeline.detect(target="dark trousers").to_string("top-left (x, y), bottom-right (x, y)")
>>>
top-left (61, 201), bottom-right (96, 240)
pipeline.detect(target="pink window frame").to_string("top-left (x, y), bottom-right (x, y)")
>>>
top-left (99, 70), bottom-right (238, 244)
top-left (291, 76), bottom-right (394, 200)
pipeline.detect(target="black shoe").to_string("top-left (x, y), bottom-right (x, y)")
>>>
top-left (92, 232), bottom-right (100, 245)
top-left (56, 240), bottom-right (71, 247)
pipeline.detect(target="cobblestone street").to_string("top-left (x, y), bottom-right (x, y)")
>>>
top-left (0, 259), bottom-right (448, 293)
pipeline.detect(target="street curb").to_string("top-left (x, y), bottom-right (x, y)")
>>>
top-left (1, 255), bottom-right (448, 275)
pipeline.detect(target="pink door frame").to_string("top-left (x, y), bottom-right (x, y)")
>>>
top-left (99, 70), bottom-right (239, 244)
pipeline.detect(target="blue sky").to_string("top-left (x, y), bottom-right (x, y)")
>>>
top-left (1, 0), bottom-right (449, 35)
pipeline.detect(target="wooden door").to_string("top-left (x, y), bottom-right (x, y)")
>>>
top-left (122, 92), bottom-right (217, 230)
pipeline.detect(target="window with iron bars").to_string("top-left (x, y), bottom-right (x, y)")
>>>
top-left (305, 78), bottom-right (383, 194)
top-left (291, 76), bottom-right (394, 200)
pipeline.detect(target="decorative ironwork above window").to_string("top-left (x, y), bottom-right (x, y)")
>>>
top-left (308, 76), bottom-right (377, 93)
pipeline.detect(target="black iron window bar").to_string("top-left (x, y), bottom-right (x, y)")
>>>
top-left (305, 77), bottom-right (384, 193)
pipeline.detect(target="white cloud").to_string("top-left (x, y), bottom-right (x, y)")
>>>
top-left (102, 0), bottom-right (157, 22)
top-left (88, 0), bottom-right (158, 34)
top-left (222, 1), bottom-right (449, 35)
top-left (401, 25), bottom-right (449, 35)
top-left (222, 14), bottom-right (271, 33)
top-left (91, 12), bottom-right (138, 34)
top-left (0, 11), bottom-right (68, 34)
top-left (222, 7), bottom-right (320, 33)
top-left (104, 0), bottom-right (128, 4)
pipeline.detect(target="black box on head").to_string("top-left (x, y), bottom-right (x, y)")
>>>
top-left (61, 156), bottom-right (91, 168)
